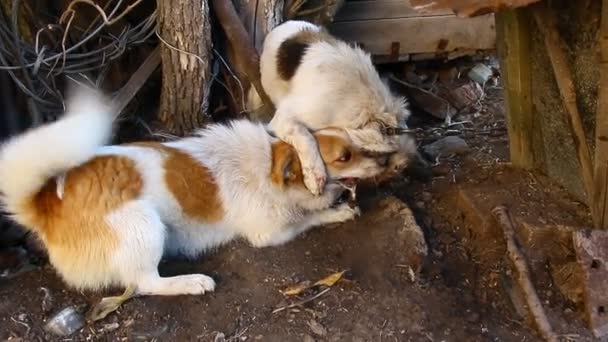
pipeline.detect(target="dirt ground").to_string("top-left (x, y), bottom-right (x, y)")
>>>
top-left (0, 70), bottom-right (596, 341)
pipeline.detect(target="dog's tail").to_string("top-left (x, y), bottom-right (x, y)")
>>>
top-left (0, 87), bottom-right (113, 228)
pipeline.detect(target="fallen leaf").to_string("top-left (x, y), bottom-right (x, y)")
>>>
top-left (313, 271), bottom-right (345, 287)
top-left (279, 281), bottom-right (311, 296)
top-left (279, 271), bottom-right (346, 297)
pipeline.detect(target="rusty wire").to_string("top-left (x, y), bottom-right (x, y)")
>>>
top-left (0, 0), bottom-right (156, 121)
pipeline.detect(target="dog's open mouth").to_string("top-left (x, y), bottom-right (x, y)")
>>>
top-left (338, 177), bottom-right (358, 187)
top-left (335, 178), bottom-right (359, 208)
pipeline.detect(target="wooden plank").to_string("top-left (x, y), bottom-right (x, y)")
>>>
top-left (334, 0), bottom-right (453, 22)
top-left (532, 3), bottom-right (598, 227)
top-left (329, 14), bottom-right (496, 56)
top-left (495, 9), bottom-right (534, 169)
top-left (410, 0), bottom-right (542, 17)
top-left (594, 0), bottom-right (608, 229)
top-left (111, 47), bottom-right (161, 117)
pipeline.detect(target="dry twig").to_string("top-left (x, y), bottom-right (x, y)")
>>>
top-left (492, 206), bottom-right (558, 342)
top-left (272, 288), bottom-right (331, 314)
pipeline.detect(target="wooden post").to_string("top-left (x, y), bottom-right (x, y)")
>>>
top-left (157, 0), bottom-right (212, 136)
top-left (495, 9), bottom-right (535, 169)
top-left (594, 0), bottom-right (608, 229)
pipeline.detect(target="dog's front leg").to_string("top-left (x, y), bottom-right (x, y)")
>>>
top-left (250, 204), bottom-right (360, 247)
top-left (269, 106), bottom-right (326, 195)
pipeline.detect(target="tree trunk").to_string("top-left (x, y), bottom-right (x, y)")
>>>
top-left (157, 0), bottom-right (212, 136)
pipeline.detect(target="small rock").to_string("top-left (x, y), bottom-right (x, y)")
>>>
top-left (303, 334), bottom-right (316, 342)
top-left (422, 136), bottom-right (469, 159)
top-left (414, 201), bottom-right (425, 209)
top-left (45, 306), bottom-right (85, 336)
top-left (101, 322), bottom-right (120, 333)
top-left (308, 319), bottom-right (327, 336)
top-left (40, 287), bottom-right (54, 314)
top-left (468, 63), bottom-right (493, 85)
top-left (214, 333), bottom-right (226, 342)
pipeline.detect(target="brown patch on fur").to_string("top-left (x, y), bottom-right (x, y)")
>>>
top-left (271, 142), bottom-right (304, 188)
top-left (27, 155), bottom-right (142, 252)
top-left (276, 28), bottom-right (337, 81)
top-left (162, 146), bottom-right (225, 223)
top-left (126, 141), bottom-right (225, 223)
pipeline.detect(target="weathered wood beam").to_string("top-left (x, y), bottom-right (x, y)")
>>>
top-left (532, 3), bottom-right (598, 228)
top-left (495, 8), bottom-right (534, 169)
top-left (594, 0), bottom-right (608, 229)
top-left (211, 0), bottom-right (275, 121)
top-left (410, 0), bottom-right (542, 18)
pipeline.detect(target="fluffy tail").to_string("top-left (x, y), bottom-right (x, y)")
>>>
top-left (0, 87), bottom-right (113, 226)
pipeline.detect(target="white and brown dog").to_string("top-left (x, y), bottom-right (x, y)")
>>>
top-left (0, 88), bottom-right (387, 301)
top-left (249, 20), bottom-right (417, 195)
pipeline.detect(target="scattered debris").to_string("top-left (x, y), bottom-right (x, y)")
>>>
top-left (438, 82), bottom-right (483, 112)
top-left (100, 322), bottom-right (120, 333)
top-left (302, 334), bottom-right (316, 342)
top-left (279, 271), bottom-right (346, 297)
top-left (492, 206), bottom-right (558, 342)
top-left (390, 75), bottom-right (457, 119)
top-left (273, 288), bottom-right (331, 314)
top-left (44, 306), bottom-right (86, 337)
top-left (467, 63), bottom-right (493, 85)
top-left (422, 136), bottom-right (470, 159)
top-left (214, 332), bottom-right (226, 342)
top-left (573, 230), bottom-right (608, 338)
top-left (90, 285), bottom-right (136, 322)
top-left (308, 319), bottom-right (328, 336)
top-left (40, 287), bottom-right (54, 314)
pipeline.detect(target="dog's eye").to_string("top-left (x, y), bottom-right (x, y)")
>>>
top-left (338, 150), bottom-right (352, 162)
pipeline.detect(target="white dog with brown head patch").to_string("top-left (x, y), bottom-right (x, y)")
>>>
top-left (249, 20), bottom-right (417, 195)
top-left (0, 88), bottom-right (386, 301)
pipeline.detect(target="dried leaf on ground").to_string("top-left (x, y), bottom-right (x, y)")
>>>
top-left (279, 271), bottom-right (346, 296)
top-left (313, 270), bottom-right (346, 287)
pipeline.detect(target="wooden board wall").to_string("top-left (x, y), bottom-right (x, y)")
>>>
top-left (329, 0), bottom-right (496, 61)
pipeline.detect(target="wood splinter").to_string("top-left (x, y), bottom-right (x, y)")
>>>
top-left (492, 206), bottom-right (558, 342)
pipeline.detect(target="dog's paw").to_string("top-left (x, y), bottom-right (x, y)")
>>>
top-left (332, 203), bottom-right (360, 222)
top-left (177, 274), bottom-right (216, 295)
top-left (303, 161), bottom-right (327, 196)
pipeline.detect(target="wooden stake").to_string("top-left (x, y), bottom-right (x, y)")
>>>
top-left (492, 206), bottom-right (558, 342)
top-left (594, 0), bottom-right (608, 229)
top-left (532, 3), bottom-right (598, 228)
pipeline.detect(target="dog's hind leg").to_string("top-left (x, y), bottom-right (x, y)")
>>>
top-left (107, 201), bottom-right (216, 297)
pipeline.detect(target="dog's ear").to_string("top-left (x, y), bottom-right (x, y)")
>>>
top-left (271, 143), bottom-right (301, 188)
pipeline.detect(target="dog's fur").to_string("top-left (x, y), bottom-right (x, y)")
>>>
top-left (0, 89), bottom-right (386, 296)
top-left (249, 20), bottom-right (417, 194)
